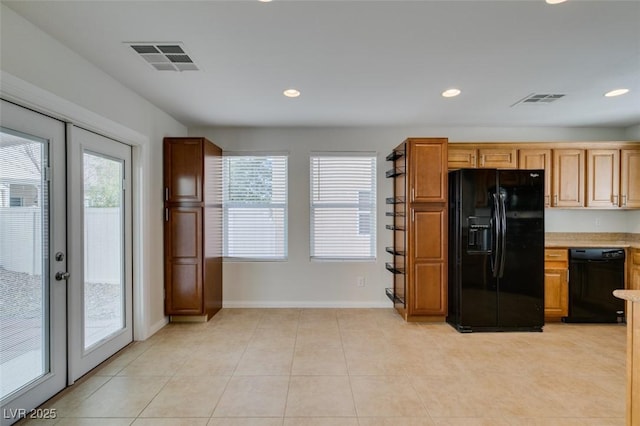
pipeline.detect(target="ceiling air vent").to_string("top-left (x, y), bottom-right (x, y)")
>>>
top-left (127, 42), bottom-right (199, 72)
top-left (511, 93), bottom-right (566, 107)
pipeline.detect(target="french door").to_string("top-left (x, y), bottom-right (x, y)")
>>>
top-left (0, 101), bottom-right (133, 424)
top-left (67, 126), bottom-right (132, 382)
top-left (0, 100), bottom-right (67, 424)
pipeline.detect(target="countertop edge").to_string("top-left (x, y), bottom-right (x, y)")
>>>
top-left (613, 290), bottom-right (640, 303)
top-left (545, 233), bottom-right (640, 249)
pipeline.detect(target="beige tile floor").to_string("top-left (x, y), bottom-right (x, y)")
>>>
top-left (20, 308), bottom-right (627, 425)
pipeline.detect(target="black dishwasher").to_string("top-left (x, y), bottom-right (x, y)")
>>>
top-left (563, 248), bottom-right (626, 323)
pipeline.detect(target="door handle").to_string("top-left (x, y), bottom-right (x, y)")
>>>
top-left (55, 271), bottom-right (70, 281)
top-left (491, 193), bottom-right (501, 278)
top-left (498, 193), bottom-right (507, 278)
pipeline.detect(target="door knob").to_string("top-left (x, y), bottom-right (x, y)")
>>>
top-left (55, 271), bottom-right (70, 281)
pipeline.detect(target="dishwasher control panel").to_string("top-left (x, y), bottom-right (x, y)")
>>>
top-left (569, 248), bottom-right (625, 261)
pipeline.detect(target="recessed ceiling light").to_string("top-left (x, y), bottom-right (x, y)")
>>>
top-left (258, 0), bottom-right (272, 2)
top-left (283, 89), bottom-right (301, 98)
top-left (546, 0), bottom-right (567, 4)
top-left (441, 88), bottom-right (461, 98)
top-left (604, 88), bottom-right (629, 97)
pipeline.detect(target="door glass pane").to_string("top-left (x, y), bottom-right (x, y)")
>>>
top-left (0, 129), bottom-right (48, 399)
top-left (83, 152), bottom-right (124, 349)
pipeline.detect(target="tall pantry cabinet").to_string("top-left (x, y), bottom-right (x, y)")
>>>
top-left (164, 137), bottom-right (223, 321)
top-left (386, 138), bottom-right (448, 321)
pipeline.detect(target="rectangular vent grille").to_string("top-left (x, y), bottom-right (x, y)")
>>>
top-left (127, 42), bottom-right (199, 72)
top-left (512, 93), bottom-right (566, 107)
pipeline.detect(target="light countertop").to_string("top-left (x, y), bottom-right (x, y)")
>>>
top-left (613, 290), bottom-right (640, 303)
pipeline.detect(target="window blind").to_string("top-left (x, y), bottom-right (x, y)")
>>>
top-left (223, 154), bottom-right (288, 260)
top-left (310, 153), bottom-right (377, 260)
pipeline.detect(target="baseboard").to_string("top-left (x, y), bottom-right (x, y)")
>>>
top-left (137, 317), bottom-right (169, 340)
top-left (222, 300), bottom-right (392, 308)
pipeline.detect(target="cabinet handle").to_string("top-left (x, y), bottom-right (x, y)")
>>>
top-left (554, 195), bottom-right (558, 206)
top-left (165, 187), bottom-right (169, 201)
top-left (480, 155), bottom-right (484, 167)
top-left (411, 209), bottom-right (415, 222)
top-left (623, 195), bottom-right (627, 206)
top-left (471, 155), bottom-right (476, 166)
top-left (165, 208), bottom-right (169, 222)
top-left (547, 254), bottom-right (562, 257)
top-left (613, 195), bottom-right (619, 206)
top-left (411, 188), bottom-right (415, 202)
top-left (544, 195), bottom-right (550, 207)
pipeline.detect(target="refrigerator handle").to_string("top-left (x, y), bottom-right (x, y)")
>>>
top-left (491, 193), bottom-right (501, 278)
top-left (498, 193), bottom-right (507, 278)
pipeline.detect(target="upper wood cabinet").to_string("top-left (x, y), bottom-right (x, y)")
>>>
top-left (478, 147), bottom-right (517, 168)
top-left (519, 149), bottom-right (552, 207)
top-left (552, 149), bottom-right (585, 207)
top-left (448, 142), bottom-right (639, 209)
top-left (448, 145), bottom-right (517, 169)
top-left (448, 146), bottom-right (477, 169)
top-left (164, 138), bottom-right (204, 203)
top-left (621, 148), bottom-right (640, 208)
top-left (408, 138), bottom-right (448, 203)
top-left (586, 149), bottom-right (620, 208)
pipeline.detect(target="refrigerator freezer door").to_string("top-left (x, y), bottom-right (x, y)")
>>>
top-left (495, 170), bottom-right (545, 330)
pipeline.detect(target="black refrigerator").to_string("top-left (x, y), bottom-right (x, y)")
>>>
top-left (447, 169), bottom-right (545, 332)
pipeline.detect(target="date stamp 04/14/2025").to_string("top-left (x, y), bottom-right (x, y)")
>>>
top-left (3, 408), bottom-right (57, 420)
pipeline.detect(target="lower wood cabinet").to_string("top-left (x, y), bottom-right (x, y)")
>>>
top-left (544, 248), bottom-right (569, 320)
top-left (630, 247), bottom-right (640, 290)
top-left (408, 207), bottom-right (447, 316)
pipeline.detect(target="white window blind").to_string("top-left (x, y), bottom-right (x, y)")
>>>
top-left (223, 154), bottom-right (288, 260)
top-left (310, 153), bottom-right (377, 260)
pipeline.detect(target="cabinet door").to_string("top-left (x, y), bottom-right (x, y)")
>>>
top-left (448, 146), bottom-right (477, 169)
top-left (631, 249), bottom-right (640, 290)
top-left (409, 139), bottom-right (447, 203)
top-left (478, 148), bottom-right (518, 169)
top-left (165, 207), bottom-right (203, 315)
top-left (587, 149), bottom-right (620, 208)
top-left (544, 268), bottom-right (568, 318)
top-left (164, 138), bottom-right (203, 203)
top-left (519, 149), bottom-right (552, 207)
top-left (552, 149), bottom-right (585, 207)
top-left (621, 149), bottom-right (640, 208)
top-left (408, 208), bottom-right (447, 316)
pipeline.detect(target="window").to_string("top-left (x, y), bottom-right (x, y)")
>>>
top-left (310, 153), bottom-right (377, 260)
top-left (223, 153), bottom-right (288, 260)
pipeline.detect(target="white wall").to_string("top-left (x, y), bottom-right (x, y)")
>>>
top-left (625, 124), bottom-right (640, 140)
top-left (545, 209), bottom-right (637, 233)
top-left (191, 125), bottom-right (637, 307)
top-left (1, 4), bottom-right (187, 339)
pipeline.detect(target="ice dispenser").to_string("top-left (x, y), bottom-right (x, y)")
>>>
top-left (467, 216), bottom-right (491, 254)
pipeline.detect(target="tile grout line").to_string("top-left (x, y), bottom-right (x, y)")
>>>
top-left (208, 309), bottom-right (262, 421)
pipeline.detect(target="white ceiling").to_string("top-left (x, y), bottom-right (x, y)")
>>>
top-left (3, 0), bottom-right (640, 129)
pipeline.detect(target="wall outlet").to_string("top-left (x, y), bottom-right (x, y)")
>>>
top-left (356, 276), bottom-right (365, 287)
